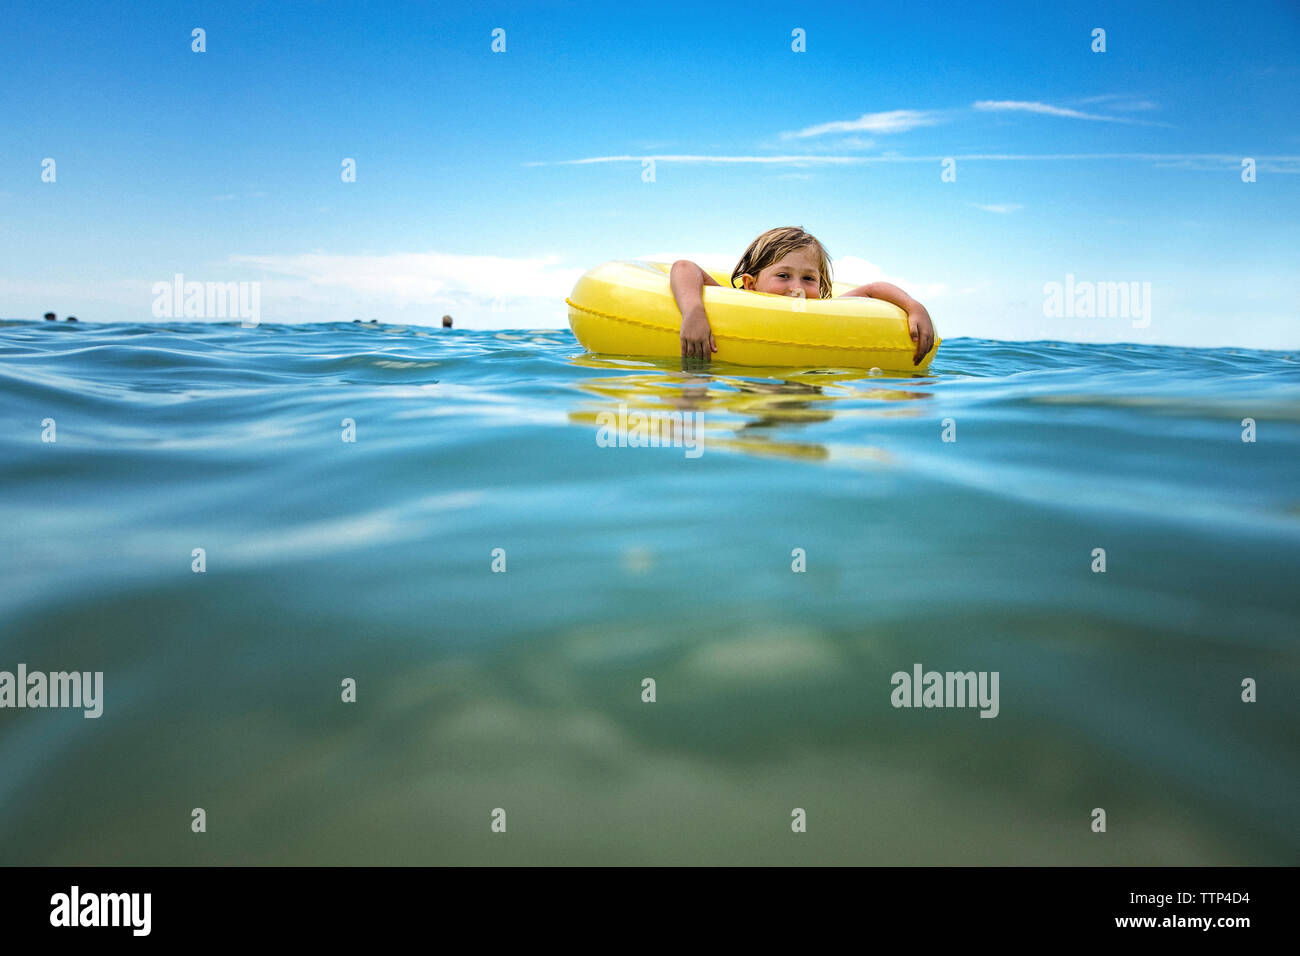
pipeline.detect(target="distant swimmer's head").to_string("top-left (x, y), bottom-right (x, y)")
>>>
top-left (731, 227), bottom-right (832, 300)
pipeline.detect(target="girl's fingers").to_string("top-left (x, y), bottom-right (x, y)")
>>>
top-left (680, 336), bottom-right (715, 360)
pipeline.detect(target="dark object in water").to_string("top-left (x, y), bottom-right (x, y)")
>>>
top-left (66, 316), bottom-right (78, 322)
top-left (44, 312), bottom-right (56, 321)
top-left (442, 314), bottom-right (453, 328)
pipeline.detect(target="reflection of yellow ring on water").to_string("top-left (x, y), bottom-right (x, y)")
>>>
top-left (567, 260), bottom-right (939, 372)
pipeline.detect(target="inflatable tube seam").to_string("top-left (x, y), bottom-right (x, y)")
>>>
top-left (565, 298), bottom-right (912, 352)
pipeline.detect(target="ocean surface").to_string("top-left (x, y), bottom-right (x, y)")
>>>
top-left (1, 320), bottom-right (1297, 865)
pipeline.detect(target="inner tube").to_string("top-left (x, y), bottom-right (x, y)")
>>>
top-left (566, 260), bottom-right (939, 371)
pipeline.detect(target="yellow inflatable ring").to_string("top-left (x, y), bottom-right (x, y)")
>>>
top-left (567, 260), bottom-right (939, 372)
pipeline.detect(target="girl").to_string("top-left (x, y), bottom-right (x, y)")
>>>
top-left (670, 226), bottom-right (936, 365)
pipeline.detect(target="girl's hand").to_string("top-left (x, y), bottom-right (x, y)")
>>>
top-left (680, 305), bottom-right (717, 360)
top-left (908, 305), bottom-right (935, 365)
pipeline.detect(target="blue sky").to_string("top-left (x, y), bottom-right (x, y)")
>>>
top-left (2, 0), bottom-right (1298, 348)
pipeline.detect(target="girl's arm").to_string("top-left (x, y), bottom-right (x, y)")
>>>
top-left (840, 281), bottom-right (935, 366)
top-left (670, 260), bottom-right (720, 359)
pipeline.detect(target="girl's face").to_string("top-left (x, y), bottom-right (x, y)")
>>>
top-left (740, 247), bottom-right (823, 298)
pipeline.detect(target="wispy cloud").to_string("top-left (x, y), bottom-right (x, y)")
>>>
top-left (974, 100), bottom-right (1123, 121)
top-left (973, 99), bottom-right (1171, 126)
top-left (529, 152), bottom-right (1300, 168)
top-left (523, 154), bottom-right (865, 167)
top-left (782, 109), bottom-right (945, 139)
top-left (638, 252), bottom-right (737, 274)
top-left (1075, 93), bottom-right (1160, 111)
top-left (175, 251), bottom-right (588, 326)
top-left (831, 255), bottom-right (948, 300)
top-left (1152, 158), bottom-right (1300, 174)
top-left (969, 203), bottom-right (1023, 214)
top-left (230, 251), bottom-right (584, 303)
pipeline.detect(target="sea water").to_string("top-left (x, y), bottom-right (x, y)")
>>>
top-left (1, 320), bottom-right (1297, 864)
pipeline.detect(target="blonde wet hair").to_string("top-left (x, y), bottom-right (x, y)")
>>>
top-left (730, 226), bottom-right (833, 299)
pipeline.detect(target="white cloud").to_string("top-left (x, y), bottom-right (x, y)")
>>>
top-left (1075, 94), bottom-right (1159, 111)
top-left (783, 109), bottom-right (943, 139)
top-left (827, 255), bottom-right (890, 285)
top-left (1152, 158), bottom-right (1300, 174)
top-left (972, 99), bottom-right (1171, 126)
top-left (0, 252), bottom-right (587, 328)
top-left (638, 252), bottom-right (737, 274)
top-left (524, 154), bottom-right (864, 167)
top-left (528, 152), bottom-right (1300, 169)
top-left (231, 251), bottom-right (584, 303)
top-left (969, 203), bottom-right (1023, 214)
top-left (974, 100), bottom-right (1119, 120)
top-left (826, 256), bottom-right (948, 300)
